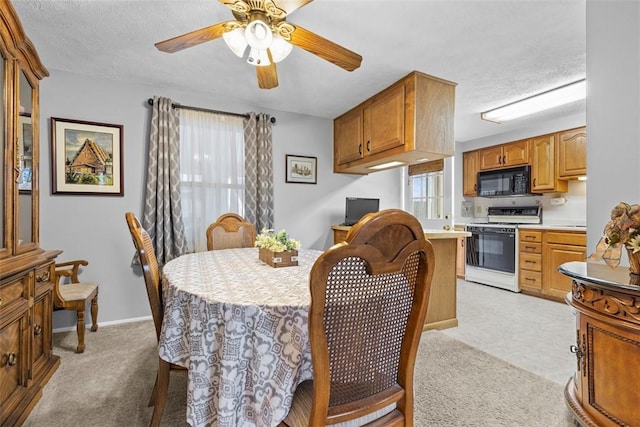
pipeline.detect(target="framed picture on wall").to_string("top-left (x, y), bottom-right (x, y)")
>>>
top-left (51, 117), bottom-right (124, 196)
top-left (286, 154), bottom-right (317, 184)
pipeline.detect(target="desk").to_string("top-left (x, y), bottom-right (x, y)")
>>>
top-left (160, 248), bottom-right (322, 427)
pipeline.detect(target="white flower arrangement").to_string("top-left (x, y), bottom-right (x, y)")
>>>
top-left (255, 228), bottom-right (301, 252)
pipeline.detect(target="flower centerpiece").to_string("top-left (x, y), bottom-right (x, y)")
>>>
top-left (588, 202), bottom-right (640, 275)
top-left (255, 228), bottom-right (301, 268)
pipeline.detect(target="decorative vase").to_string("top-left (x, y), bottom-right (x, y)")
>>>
top-left (628, 247), bottom-right (640, 277)
top-left (258, 247), bottom-right (299, 268)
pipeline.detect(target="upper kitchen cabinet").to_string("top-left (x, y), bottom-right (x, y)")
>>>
top-left (530, 134), bottom-right (568, 193)
top-left (334, 71), bottom-right (456, 174)
top-left (557, 126), bottom-right (587, 179)
top-left (462, 150), bottom-right (479, 197)
top-left (478, 139), bottom-right (529, 170)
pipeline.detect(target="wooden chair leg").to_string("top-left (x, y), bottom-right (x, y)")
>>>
top-left (148, 373), bottom-right (159, 407)
top-left (149, 358), bottom-right (171, 427)
top-left (76, 309), bottom-right (86, 353)
top-left (90, 295), bottom-right (99, 332)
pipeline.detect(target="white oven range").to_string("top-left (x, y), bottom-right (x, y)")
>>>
top-left (465, 206), bottom-right (542, 292)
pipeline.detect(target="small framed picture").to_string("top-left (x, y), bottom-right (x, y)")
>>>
top-left (286, 155), bottom-right (317, 184)
top-left (51, 117), bottom-right (124, 196)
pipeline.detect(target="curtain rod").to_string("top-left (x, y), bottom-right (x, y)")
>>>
top-left (146, 98), bottom-right (276, 124)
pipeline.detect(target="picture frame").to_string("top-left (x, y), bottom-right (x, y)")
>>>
top-left (285, 154), bottom-right (317, 184)
top-left (51, 117), bottom-right (124, 196)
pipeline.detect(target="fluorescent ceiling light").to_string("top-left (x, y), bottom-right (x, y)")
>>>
top-left (368, 161), bottom-right (406, 170)
top-left (481, 79), bottom-right (586, 123)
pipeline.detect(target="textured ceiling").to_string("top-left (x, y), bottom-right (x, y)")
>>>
top-left (13, 0), bottom-right (586, 143)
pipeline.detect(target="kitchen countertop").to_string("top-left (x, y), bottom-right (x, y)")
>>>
top-left (332, 225), bottom-right (469, 239)
top-left (516, 224), bottom-right (586, 231)
top-left (422, 229), bottom-right (471, 239)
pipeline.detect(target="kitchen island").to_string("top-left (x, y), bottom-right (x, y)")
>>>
top-left (332, 225), bottom-right (470, 331)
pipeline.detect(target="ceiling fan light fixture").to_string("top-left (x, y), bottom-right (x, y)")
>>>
top-left (245, 19), bottom-right (273, 50)
top-left (222, 28), bottom-right (248, 57)
top-left (269, 33), bottom-right (293, 63)
top-left (247, 47), bottom-right (271, 66)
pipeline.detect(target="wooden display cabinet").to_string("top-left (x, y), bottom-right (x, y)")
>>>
top-left (0, 2), bottom-right (61, 425)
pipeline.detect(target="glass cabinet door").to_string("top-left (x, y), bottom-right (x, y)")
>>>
top-left (0, 54), bottom-right (5, 257)
top-left (16, 68), bottom-right (34, 251)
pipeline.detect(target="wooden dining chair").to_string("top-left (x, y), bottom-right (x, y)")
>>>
top-left (206, 212), bottom-right (256, 250)
top-left (125, 212), bottom-right (186, 427)
top-left (52, 260), bottom-right (99, 353)
top-left (281, 209), bottom-right (435, 427)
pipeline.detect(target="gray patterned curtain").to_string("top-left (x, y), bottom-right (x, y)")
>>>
top-left (243, 112), bottom-right (274, 231)
top-left (140, 96), bottom-right (189, 265)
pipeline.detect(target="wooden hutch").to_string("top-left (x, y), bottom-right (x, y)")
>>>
top-left (0, 1), bottom-right (61, 425)
top-left (559, 262), bottom-right (640, 426)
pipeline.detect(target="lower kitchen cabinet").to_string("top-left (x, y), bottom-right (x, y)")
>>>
top-left (455, 225), bottom-right (466, 278)
top-left (518, 228), bottom-right (586, 301)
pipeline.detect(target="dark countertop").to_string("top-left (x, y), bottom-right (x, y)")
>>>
top-left (559, 261), bottom-right (640, 291)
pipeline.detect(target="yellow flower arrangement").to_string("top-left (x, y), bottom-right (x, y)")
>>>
top-left (255, 228), bottom-right (301, 252)
top-left (589, 202), bottom-right (640, 268)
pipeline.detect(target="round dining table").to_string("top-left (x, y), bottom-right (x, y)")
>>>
top-left (159, 247), bottom-right (322, 427)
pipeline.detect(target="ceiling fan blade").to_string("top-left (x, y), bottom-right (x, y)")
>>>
top-left (155, 21), bottom-right (233, 53)
top-left (256, 59), bottom-right (279, 89)
top-left (288, 24), bottom-right (362, 72)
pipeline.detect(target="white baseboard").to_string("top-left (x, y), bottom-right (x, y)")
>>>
top-left (52, 315), bottom-right (153, 333)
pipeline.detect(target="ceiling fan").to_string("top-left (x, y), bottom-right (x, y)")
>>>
top-left (154, 0), bottom-right (363, 89)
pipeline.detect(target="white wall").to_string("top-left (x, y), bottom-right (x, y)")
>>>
top-left (586, 0), bottom-right (640, 259)
top-left (39, 71), bottom-right (402, 328)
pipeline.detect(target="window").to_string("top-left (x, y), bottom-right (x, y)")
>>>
top-left (410, 170), bottom-right (444, 221)
top-left (407, 159), bottom-right (444, 222)
top-left (179, 110), bottom-right (245, 252)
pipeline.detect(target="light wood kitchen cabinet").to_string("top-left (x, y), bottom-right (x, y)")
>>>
top-left (542, 231), bottom-right (587, 300)
top-left (557, 127), bottom-right (587, 178)
top-left (334, 108), bottom-right (365, 165)
top-left (530, 134), bottom-right (568, 193)
top-left (455, 225), bottom-right (466, 278)
top-left (518, 228), bottom-right (586, 302)
top-left (478, 139), bottom-right (529, 170)
top-left (334, 71), bottom-right (456, 174)
top-left (0, 2), bottom-right (61, 425)
top-left (462, 150), bottom-right (479, 196)
top-left (519, 230), bottom-right (543, 291)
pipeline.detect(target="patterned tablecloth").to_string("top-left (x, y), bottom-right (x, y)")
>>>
top-left (160, 247), bottom-right (322, 427)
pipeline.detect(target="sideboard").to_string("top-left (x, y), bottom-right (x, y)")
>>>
top-left (559, 261), bottom-right (640, 427)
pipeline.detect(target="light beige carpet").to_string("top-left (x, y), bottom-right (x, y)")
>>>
top-left (24, 320), bottom-right (575, 426)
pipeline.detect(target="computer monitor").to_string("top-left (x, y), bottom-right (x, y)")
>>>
top-left (344, 197), bottom-right (380, 226)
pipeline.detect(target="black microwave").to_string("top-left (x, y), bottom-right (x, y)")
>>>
top-left (477, 165), bottom-right (539, 197)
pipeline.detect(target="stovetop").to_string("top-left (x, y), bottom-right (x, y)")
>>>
top-left (487, 205), bottom-right (541, 225)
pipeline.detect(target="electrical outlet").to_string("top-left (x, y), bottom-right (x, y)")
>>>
top-left (475, 205), bottom-right (483, 215)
